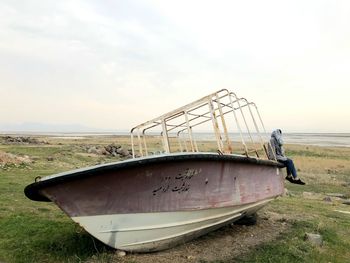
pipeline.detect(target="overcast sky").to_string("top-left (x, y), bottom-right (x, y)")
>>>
top-left (1, 0), bottom-right (349, 133)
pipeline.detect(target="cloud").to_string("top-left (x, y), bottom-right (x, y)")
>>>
top-left (0, 0), bottom-right (349, 132)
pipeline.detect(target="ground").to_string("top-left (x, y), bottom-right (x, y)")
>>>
top-left (113, 211), bottom-right (288, 263)
top-left (0, 135), bottom-right (349, 263)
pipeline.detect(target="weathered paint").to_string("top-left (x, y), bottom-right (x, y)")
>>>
top-left (38, 156), bottom-right (283, 217)
top-left (25, 153), bottom-right (284, 251)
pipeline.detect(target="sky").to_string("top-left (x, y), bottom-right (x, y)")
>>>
top-left (0, 0), bottom-right (349, 133)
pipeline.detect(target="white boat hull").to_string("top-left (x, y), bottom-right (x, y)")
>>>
top-left (72, 198), bottom-right (273, 252)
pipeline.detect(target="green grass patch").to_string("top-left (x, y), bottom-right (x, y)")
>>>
top-left (0, 214), bottom-right (111, 263)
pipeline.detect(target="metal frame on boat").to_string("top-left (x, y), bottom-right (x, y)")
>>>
top-left (131, 89), bottom-right (276, 160)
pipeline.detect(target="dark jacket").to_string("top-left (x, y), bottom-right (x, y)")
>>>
top-left (268, 129), bottom-right (287, 161)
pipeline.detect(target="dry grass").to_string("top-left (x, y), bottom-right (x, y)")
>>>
top-left (0, 150), bottom-right (31, 165)
top-left (1, 135), bottom-right (350, 263)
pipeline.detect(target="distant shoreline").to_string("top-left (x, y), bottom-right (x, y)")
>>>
top-left (1, 132), bottom-right (349, 148)
top-left (1, 131), bottom-right (349, 135)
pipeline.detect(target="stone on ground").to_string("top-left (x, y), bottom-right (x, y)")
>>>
top-left (304, 233), bottom-right (323, 246)
top-left (116, 250), bottom-right (126, 257)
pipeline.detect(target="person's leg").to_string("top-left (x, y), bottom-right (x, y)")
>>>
top-left (278, 159), bottom-right (293, 182)
top-left (286, 158), bottom-right (297, 179)
top-left (278, 159), bottom-right (292, 175)
top-left (285, 158), bottom-right (305, 185)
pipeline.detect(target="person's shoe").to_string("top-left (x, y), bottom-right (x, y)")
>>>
top-left (285, 176), bottom-right (294, 183)
top-left (293, 179), bottom-right (305, 185)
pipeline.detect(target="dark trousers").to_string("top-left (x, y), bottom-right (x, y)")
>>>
top-left (278, 158), bottom-right (297, 178)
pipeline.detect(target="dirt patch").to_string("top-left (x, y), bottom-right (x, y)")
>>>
top-left (0, 151), bottom-right (31, 166)
top-left (113, 211), bottom-right (289, 263)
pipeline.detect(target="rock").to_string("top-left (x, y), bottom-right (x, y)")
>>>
top-left (326, 193), bottom-right (346, 199)
top-left (104, 145), bottom-right (113, 154)
top-left (117, 147), bottom-right (130, 157)
top-left (342, 199), bottom-right (350, 205)
top-left (105, 144), bottom-right (121, 154)
top-left (95, 148), bottom-right (105, 155)
top-left (104, 144), bottom-right (123, 156)
top-left (87, 146), bottom-right (99, 154)
top-left (85, 144), bottom-right (131, 157)
top-left (116, 147), bottom-right (124, 154)
top-left (116, 250), bottom-right (126, 257)
top-left (3, 136), bottom-right (48, 145)
top-left (304, 233), bottom-right (323, 246)
top-left (323, 196), bottom-right (332, 202)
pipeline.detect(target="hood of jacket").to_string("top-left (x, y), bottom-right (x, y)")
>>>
top-left (271, 129), bottom-right (284, 146)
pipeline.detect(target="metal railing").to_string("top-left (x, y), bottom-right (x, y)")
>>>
top-left (130, 89), bottom-right (275, 160)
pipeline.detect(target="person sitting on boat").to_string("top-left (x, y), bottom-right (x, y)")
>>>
top-left (269, 129), bottom-right (305, 185)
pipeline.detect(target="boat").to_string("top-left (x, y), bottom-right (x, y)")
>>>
top-left (24, 89), bottom-right (284, 252)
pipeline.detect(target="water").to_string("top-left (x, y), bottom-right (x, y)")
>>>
top-left (192, 133), bottom-right (350, 147)
top-left (1, 131), bottom-right (349, 147)
top-left (281, 133), bottom-right (350, 148)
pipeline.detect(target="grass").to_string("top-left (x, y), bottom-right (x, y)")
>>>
top-left (0, 136), bottom-right (350, 262)
top-left (0, 138), bottom-right (120, 263)
top-left (0, 214), bottom-right (110, 263)
top-left (237, 199), bottom-right (350, 263)
top-left (235, 144), bottom-right (350, 263)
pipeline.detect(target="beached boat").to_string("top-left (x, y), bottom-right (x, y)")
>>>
top-left (25, 89), bottom-right (284, 252)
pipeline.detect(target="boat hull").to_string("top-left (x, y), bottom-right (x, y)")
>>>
top-left (72, 199), bottom-right (271, 252)
top-left (25, 153), bottom-right (284, 252)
